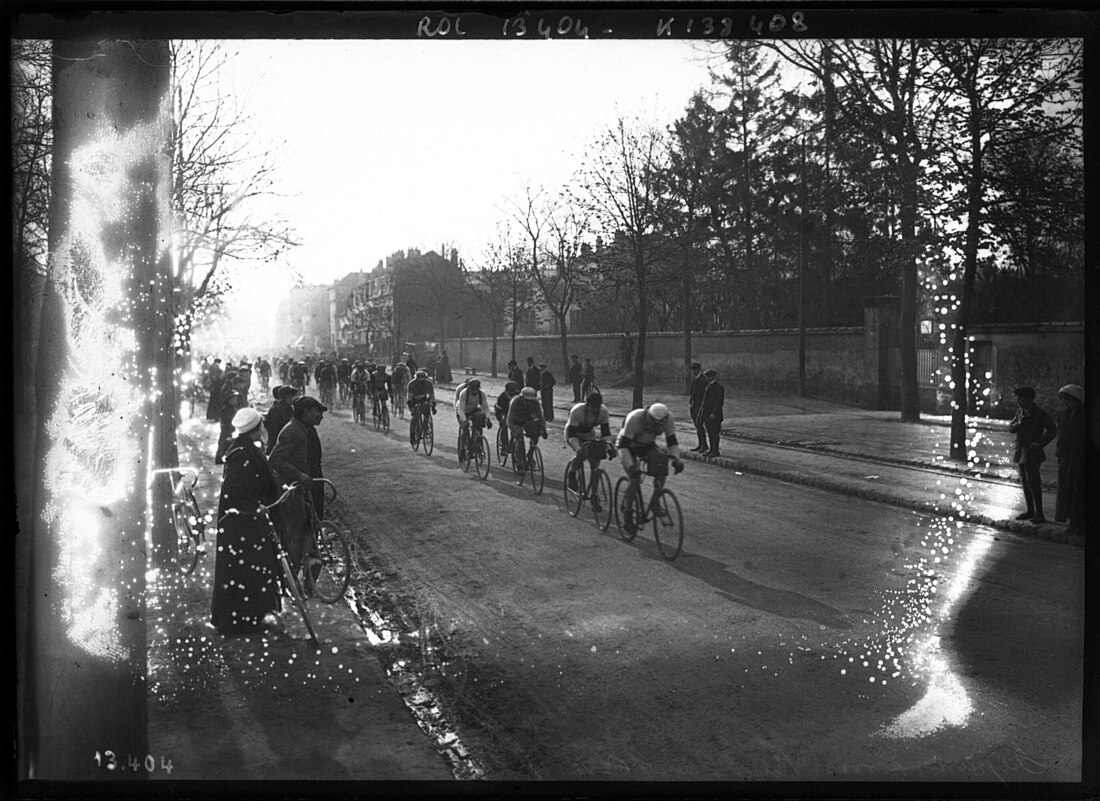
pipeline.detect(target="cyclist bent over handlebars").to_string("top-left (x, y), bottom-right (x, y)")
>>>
top-left (615, 403), bottom-right (685, 521)
top-left (507, 386), bottom-right (547, 465)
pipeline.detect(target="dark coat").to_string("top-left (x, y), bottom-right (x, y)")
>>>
top-left (210, 437), bottom-right (282, 632)
top-left (508, 366), bottom-right (525, 386)
top-left (689, 372), bottom-right (707, 419)
top-left (700, 379), bottom-right (725, 423)
top-left (263, 400), bottom-right (293, 455)
top-left (525, 365), bottom-right (541, 390)
top-left (1055, 402), bottom-right (1083, 522)
top-left (1009, 404), bottom-right (1057, 464)
top-left (568, 361), bottom-right (582, 385)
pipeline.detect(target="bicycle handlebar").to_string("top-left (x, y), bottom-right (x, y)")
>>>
top-left (148, 466), bottom-right (199, 489)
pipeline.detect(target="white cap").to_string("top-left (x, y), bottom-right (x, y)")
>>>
top-left (1058, 384), bottom-right (1084, 403)
top-left (231, 407), bottom-right (263, 436)
top-left (648, 402), bottom-right (670, 421)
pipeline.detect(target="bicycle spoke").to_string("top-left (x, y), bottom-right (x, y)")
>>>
top-left (652, 489), bottom-right (684, 560)
top-left (593, 469), bottom-right (612, 532)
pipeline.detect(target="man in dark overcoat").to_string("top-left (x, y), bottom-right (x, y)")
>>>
top-left (525, 357), bottom-right (540, 392)
top-left (538, 362), bottom-right (556, 421)
top-left (205, 358), bottom-right (224, 420)
top-left (700, 368), bottom-right (725, 458)
top-left (688, 362), bottom-right (708, 452)
top-left (507, 359), bottom-right (524, 386)
top-left (1008, 386), bottom-right (1058, 523)
top-left (263, 385), bottom-right (297, 455)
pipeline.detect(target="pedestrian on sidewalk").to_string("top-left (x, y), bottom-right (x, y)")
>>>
top-left (700, 369), bottom-right (725, 458)
top-left (582, 357), bottom-right (596, 397)
top-left (507, 359), bottom-right (524, 387)
top-left (210, 407), bottom-right (283, 635)
top-left (269, 396), bottom-right (328, 570)
top-left (569, 354), bottom-right (583, 403)
top-left (214, 374), bottom-right (242, 465)
top-left (204, 358), bottom-right (224, 421)
top-left (263, 385), bottom-right (297, 455)
top-left (539, 363), bottom-right (557, 421)
top-left (1008, 386), bottom-right (1058, 524)
top-left (688, 362), bottom-right (707, 452)
top-left (525, 356), bottom-right (540, 392)
top-left (1054, 384), bottom-right (1085, 534)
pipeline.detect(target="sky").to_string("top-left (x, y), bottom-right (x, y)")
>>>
top-left (201, 38), bottom-right (720, 351)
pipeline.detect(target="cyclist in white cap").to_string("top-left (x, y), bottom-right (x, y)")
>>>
top-left (615, 402), bottom-right (685, 514)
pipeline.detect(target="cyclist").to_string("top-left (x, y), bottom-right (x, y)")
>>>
top-left (494, 381), bottom-right (522, 448)
top-left (391, 360), bottom-right (410, 405)
top-left (337, 358), bottom-right (352, 404)
top-left (564, 392), bottom-right (616, 491)
top-left (350, 362), bottom-right (370, 418)
top-left (370, 363), bottom-right (391, 419)
top-left (456, 378), bottom-right (492, 461)
top-left (318, 360), bottom-right (338, 407)
top-left (507, 386), bottom-right (547, 467)
top-left (615, 402), bottom-right (685, 532)
top-left (407, 369), bottom-right (437, 417)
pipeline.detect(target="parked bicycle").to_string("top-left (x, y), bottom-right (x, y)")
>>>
top-left (511, 422), bottom-right (545, 494)
top-left (563, 441), bottom-right (613, 531)
top-left (459, 413), bottom-right (491, 480)
top-left (409, 400), bottom-right (435, 455)
top-left (613, 452), bottom-right (684, 560)
top-left (301, 478), bottom-right (353, 603)
top-left (150, 466), bottom-right (209, 574)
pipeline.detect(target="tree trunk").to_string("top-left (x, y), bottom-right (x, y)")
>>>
top-left (632, 251), bottom-right (647, 410)
top-left (682, 262), bottom-right (693, 396)
top-left (23, 38), bottom-right (171, 780)
top-left (950, 98), bottom-right (984, 461)
top-left (898, 160), bottom-right (922, 423)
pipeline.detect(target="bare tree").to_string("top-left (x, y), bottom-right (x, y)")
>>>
top-left (575, 117), bottom-right (678, 409)
top-left (926, 38), bottom-right (1082, 461)
top-left (168, 41), bottom-right (299, 361)
top-left (464, 224), bottom-right (529, 376)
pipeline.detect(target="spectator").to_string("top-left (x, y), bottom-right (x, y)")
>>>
top-left (1008, 386), bottom-right (1058, 524)
top-left (507, 359), bottom-right (524, 387)
top-left (525, 356), bottom-right (540, 392)
top-left (426, 354), bottom-right (438, 382)
top-left (624, 334), bottom-right (635, 370)
top-left (263, 385), bottom-right (297, 455)
top-left (204, 358), bottom-right (224, 421)
top-left (439, 350), bottom-right (453, 383)
top-left (269, 396), bottom-right (328, 569)
top-left (210, 407), bottom-right (283, 635)
top-left (700, 368), bottom-right (725, 458)
top-left (569, 354), bottom-right (583, 402)
top-left (214, 373), bottom-right (242, 465)
top-left (688, 362), bottom-right (708, 453)
top-left (582, 357), bottom-right (596, 397)
top-left (539, 362), bottom-right (557, 421)
top-left (1054, 384), bottom-right (1084, 535)
top-left (405, 352), bottom-right (418, 374)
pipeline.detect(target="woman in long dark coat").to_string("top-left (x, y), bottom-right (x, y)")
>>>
top-left (211, 407), bottom-right (283, 634)
top-left (1054, 384), bottom-right (1085, 534)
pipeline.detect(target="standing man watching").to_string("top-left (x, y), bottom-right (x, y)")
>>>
top-left (1008, 386), bottom-right (1057, 523)
top-left (269, 396), bottom-right (328, 570)
top-left (263, 384), bottom-right (298, 455)
top-left (569, 354), bottom-right (583, 403)
top-left (688, 362), bottom-right (707, 452)
top-left (700, 368), bottom-right (725, 458)
top-left (525, 356), bottom-right (540, 393)
top-left (507, 359), bottom-right (524, 387)
top-left (539, 362), bottom-right (557, 421)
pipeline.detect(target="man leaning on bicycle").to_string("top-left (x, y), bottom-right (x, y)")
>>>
top-left (615, 403), bottom-right (685, 517)
top-left (565, 392), bottom-right (616, 490)
top-left (507, 386), bottom-right (547, 465)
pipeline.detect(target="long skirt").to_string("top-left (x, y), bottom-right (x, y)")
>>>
top-left (210, 516), bottom-right (282, 633)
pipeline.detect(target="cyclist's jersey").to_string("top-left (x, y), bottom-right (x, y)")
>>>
top-left (370, 369), bottom-right (389, 393)
top-left (391, 364), bottom-right (410, 386)
top-left (507, 396), bottom-right (545, 429)
top-left (456, 387), bottom-right (489, 423)
top-left (407, 377), bottom-right (436, 404)
top-left (616, 407), bottom-right (678, 451)
top-left (565, 403), bottom-right (611, 443)
top-left (495, 390), bottom-right (519, 419)
top-left (319, 365), bottom-right (337, 386)
top-left (337, 362), bottom-right (352, 382)
top-left (452, 381), bottom-right (469, 410)
top-left (350, 369), bottom-right (369, 395)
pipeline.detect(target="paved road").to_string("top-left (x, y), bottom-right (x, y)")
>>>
top-left (313, 398), bottom-right (1084, 781)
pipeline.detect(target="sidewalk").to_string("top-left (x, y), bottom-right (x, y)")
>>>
top-left (440, 371), bottom-right (1082, 548)
top-left (146, 418), bottom-right (459, 781)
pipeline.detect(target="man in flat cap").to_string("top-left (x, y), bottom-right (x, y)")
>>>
top-left (1008, 386), bottom-right (1057, 524)
top-left (699, 368), bottom-right (725, 458)
top-left (688, 362), bottom-right (707, 452)
top-left (269, 396), bottom-right (327, 570)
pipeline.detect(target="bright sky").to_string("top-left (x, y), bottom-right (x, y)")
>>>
top-left (203, 38), bottom-right (718, 352)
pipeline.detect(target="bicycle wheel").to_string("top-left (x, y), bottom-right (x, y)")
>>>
top-left (614, 477), bottom-right (640, 542)
top-left (423, 415), bottom-right (434, 455)
top-left (382, 402), bottom-right (390, 434)
top-left (652, 489), bottom-right (684, 560)
top-left (474, 435), bottom-right (490, 480)
top-left (592, 468), bottom-right (612, 532)
top-left (172, 499), bottom-right (200, 575)
top-left (496, 425), bottom-right (509, 467)
top-left (410, 415), bottom-right (421, 451)
top-left (310, 521), bottom-right (352, 603)
top-left (373, 401), bottom-right (381, 430)
top-left (530, 446), bottom-right (544, 495)
top-left (276, 551), bottom-right (320, 647)
top-left (563, 461), bottom-right (585, 517)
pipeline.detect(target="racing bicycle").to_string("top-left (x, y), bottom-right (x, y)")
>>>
top-left (410, 400), bottom-right (435, 455)
top-left (511, 423), bottom-right (545, 494)
top-left (372, 390), bottom-right (391, 433)
top-left (301, 478), bottom-right (353, 603)
top-left (613, 452), bottom-right (684, 560)
top-left (563, 441), bottom-right (613, 531)
top-left (459, 413), bottom-right (491, 480)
